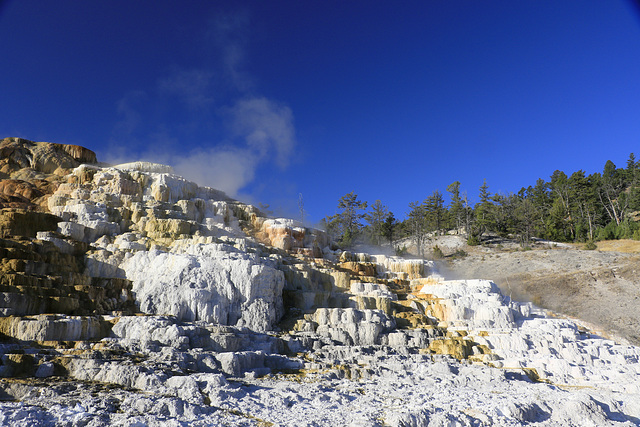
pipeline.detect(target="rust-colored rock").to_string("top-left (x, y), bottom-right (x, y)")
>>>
top-left (0, 138), bottom-right (34, 177)
top-left (0, 179), bottom-right (60, 211)
top-left (338, 261), bottom-right (377, 277)
top-left (0, 180), bottom-right (44, 204)
top-left (52, 143), bottom-right (97, 164)
top-left (255, 221), bottom-right (305, 250)
top-left (0, 138), bottom-right (96, 178)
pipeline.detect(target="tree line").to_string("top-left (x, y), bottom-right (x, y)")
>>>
top-left (321, 154), bottom-right (640, 251)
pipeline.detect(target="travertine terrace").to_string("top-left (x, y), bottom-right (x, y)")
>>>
top-left (0, 137), bottom-right (639, 426)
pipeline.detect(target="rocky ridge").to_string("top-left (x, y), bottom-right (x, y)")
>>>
top-left (0, 137), bottom-right (638, 426)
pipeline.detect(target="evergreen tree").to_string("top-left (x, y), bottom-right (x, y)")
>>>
top-left (491, 192), bottom-right (517, 238)
top-left (568, 171), bottom-right (599, 241)
top-left (626, 153), bottom-right (640, 211)
top-left (599, 160), bottom-right (627, 226)
top-left (381, 213), bottom-right (398, 245)
top-left (462, 191), bottom-right (474, 238)
top-left (364, 200), bottom-right (389, 245)
top-left (513, 195), bottom-right (535, 247)
top-left (322, 192), bottom-right (368, 247)
top-left (548, 170), bottom-right (573, 239)
top-left (424, 190), bottom-right (446, 234)
top-left (447, 181), bottom-right (464, 232)
top-left (529, 178), bottom-right (552, 235)
top-left (626, 153), bottom-right (638, 182)
top-left (470, 180), bottom-right (494, 242)
top-left (407, 201), bottom-right (428, 257)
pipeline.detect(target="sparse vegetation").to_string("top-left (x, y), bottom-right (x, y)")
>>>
top-left (467, 235), bottom-right (480, 246)
top-left (322, 153), bottom-right (640, 256)
top-left (431, 244), bottom-right (444, 259)
top-left (451, 249), bottom-right (467, 259)
top-left (395, 245), bottom-right (408, 257)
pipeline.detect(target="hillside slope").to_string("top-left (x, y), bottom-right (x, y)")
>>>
top-left (423, 235), bottom-right (640, 345)
top-left (0, 138), bottom-right (639, 426)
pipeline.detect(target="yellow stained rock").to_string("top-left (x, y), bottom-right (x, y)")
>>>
top-left (428, 337), bottom-right (475, 360)
top-left (0, 209), bottom-right (60, 238)
top-left (144, 218), bottom-right (192, 243)
top-left (351, 295), bottom-right (393, 315)
top-left (338, 262), bottom-right (377, 277)
top-left (394, 311), bottom-right (433, 329)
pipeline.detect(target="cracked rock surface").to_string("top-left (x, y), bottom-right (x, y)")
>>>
top-left (0, 138), bottom-right (639, 426)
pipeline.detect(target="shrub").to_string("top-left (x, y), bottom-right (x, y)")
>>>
top-left (596, 220), bottom-right (639, 241)
top-left (395, 245), bottom-right (408, 257)
top-left (618, 220), bottom-right (639, 240)
top-left (452, 249), bottom-right (467, 259)
top-left (467, 235), bottom-right (480, 246)
top-left (432, 244), bottom-right (444, 259)
top-left (596, 222), bottom-right (617, 241)
top-left (584, 240), bottom-right (597, 250)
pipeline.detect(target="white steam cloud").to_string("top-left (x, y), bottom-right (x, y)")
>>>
top-left (172, 97), bottom-right (296, 197)
top-left (158, 68), bottom-right (214, 111)
top-left (229, 98), bottom-right (295, 169)
top-left (173, 146), bottom-right (258, 197)
top-left (107, 10), bottom-right (297, 199)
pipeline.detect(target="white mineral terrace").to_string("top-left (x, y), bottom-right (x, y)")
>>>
top-left (0, 163), bottom-right (638, 426)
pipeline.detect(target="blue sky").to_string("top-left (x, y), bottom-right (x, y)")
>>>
top-left (2, 1), bottom-right (640, 224)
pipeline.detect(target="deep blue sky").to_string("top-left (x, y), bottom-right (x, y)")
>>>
top-left (2, 1), bottom-right (640, 223)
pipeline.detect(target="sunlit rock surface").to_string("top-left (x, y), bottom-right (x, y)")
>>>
top-left (122, 243), bottom-right (285, 331)
top-left (0, 138), bottom-right (639, 426)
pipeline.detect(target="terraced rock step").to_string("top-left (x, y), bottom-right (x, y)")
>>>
top-left (0, 138), bottom-right (639, 425)
top-left (0, 236), bottom-right (135, 316)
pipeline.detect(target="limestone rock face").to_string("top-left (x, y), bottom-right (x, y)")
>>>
top-left (34, 153), bottom-right (329, 334)
top-left (111, 315), bottom-right (190, 348)
top-left (0, 234), bottom-right (136, 316)
top-left (253, 217), bottom-right (329, 256)
top-left (122, 244), bottom-right (285, 331)
top-left (0, 138), bottom-right (96, 177)
top-left (1, 138), bottom-right (640, 425)
top-left (0, 210), bottom-right (60, 238)
top-left (300, 307), bottom-right (396, 345)
top-left (0, 315), bottom-right (109, 341)
top-left (54, 143), bottom-right (97, 164)
top-left (0, 180), bottom-right (47, 210)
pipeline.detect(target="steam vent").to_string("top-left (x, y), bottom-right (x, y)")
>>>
top-left (0, 137), bottom-right (639, 425)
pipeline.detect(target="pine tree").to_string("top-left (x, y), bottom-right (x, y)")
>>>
top-left (599, 160), bottom-right (626, 226)
top-left (381, 213), bottom-right (398, 245)
top-left (447, 181), bottom-right (464, 232)
top-left (424, 190), bottom-right (446, 234)
top-left (471, 180), bottom-right (494, 241)
top-left (321, 192), bottom-right (368, 247)
top-left (407, 201), bottom-right (428, 257)
top-left (626, 153), bottom-right (640, 211)
top-left (513, 195), bottom-right (535, 248)
top-left (337, 191), bottom-right (368, 246)
top-left (365, 200), bottom-right (389, 246)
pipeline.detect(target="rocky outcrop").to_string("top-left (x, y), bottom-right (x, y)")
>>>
top-left (0, 138), bottom-right (639, 426)
top-left (0, 137), bottom-right (96, 177)
top-left (0, 234), bottom-right (135, 316)
top-left (0, 315), bottom-right (109, 342)
top-left (0, 210), bottom-right (60, 238)
top-left (122, 244), bottom-right (285, 331)
top-left (0, 180), bottom-right (52, 210)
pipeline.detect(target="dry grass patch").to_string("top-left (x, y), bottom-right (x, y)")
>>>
top-left (595, 239), bottom-right (640, 253)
